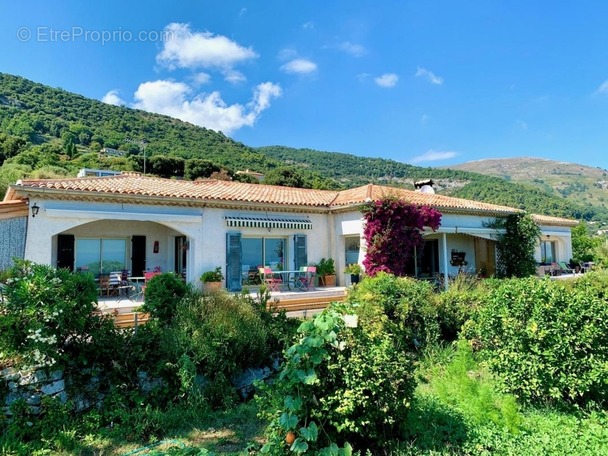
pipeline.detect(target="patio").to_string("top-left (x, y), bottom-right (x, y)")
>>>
top-left (96, 286), bottom-right (348, 318)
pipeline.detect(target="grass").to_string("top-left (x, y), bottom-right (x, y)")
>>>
top-left (399, 342), bottom-right (608, 455)
top-left (3, 344), bottom-right (608, 455)
top-left (0, 402), bottom-right (264, 456)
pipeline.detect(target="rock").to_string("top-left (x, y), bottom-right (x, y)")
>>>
top-left (41, 379), bottom-right (65, 396)
top-left (26, 394), bottom-right (41, 406)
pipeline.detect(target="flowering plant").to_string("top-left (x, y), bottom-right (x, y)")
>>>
top-left (0, 260), bottom-right (102, 370)
top-left (362, 197), bottom-right (441, 277)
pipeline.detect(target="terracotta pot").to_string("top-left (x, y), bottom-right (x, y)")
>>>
top-left (203, 281), bottom-right (222, 292)
top-left (322, 274), bottom-right (336, 287)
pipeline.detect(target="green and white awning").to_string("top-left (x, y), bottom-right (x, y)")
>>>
top-left (225, 215), bottom-right (312, 230)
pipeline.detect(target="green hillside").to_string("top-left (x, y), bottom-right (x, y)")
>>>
top-left (256, 145), bottom-right (607, 222)
top-left (447, 157), bottom-right (608, 214)
top-left (0, 73), bottom-right (604, 222)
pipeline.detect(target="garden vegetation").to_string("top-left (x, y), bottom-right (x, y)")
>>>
top-left (2, 261), bottom-right (608, 454)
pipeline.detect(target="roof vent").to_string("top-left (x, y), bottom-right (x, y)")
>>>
top-left (414, 179), bottom-right (435, 194)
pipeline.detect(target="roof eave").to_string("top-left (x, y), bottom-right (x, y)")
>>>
top-left (9, 186), bottom-right (331, 214)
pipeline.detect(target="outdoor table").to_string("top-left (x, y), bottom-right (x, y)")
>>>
top-left (270, 270), bottom-right (304, 290)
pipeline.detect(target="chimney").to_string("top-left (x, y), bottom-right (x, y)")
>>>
top-left (414, 179), bottom-right (435, 194)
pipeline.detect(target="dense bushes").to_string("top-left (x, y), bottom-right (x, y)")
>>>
top-left (346, 272), bottom-right (440, 351)
top-left (466, 275), bottom-right (608, 405)
top-left (0, 261), bottom-right (299, 453)
top-left (0, 260), bottom-right (123, 374)
top-left (257, 309), bottom-right (416, 453)
top-left (141, 272), bottom-right (189, 324)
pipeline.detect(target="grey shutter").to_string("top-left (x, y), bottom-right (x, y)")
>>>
top-left (294, 234), bottom-right (307, 270)
top-left (226, 232), bottom-right (242, 291)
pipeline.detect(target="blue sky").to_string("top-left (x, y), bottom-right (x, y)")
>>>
top-left (2, 1), bottom-right (608, 170)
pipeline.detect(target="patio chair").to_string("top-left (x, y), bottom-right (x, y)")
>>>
top-left (259, 267), bottom-right (282, 292)
top-left (295, 266), bottom-right (316, 291)
top-left (98, 274), bottom-right (113, 296)
top-left (110, 271), bottom-right (134, 298)
top-left (557, 262), bottom-right (574, 274)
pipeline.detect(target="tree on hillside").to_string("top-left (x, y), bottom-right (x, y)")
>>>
top-left (148, 155), bottom-right (185, 178)
top-left (184, 158), bottom-right (220, 180)
top-left (263, 166), bottom-right (308, 188)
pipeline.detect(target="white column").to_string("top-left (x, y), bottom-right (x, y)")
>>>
top-left (442, 232), bottom-right (449, 291)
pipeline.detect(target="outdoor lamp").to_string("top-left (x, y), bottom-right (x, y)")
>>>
top-left (31, 203), bottom-right (40, 218)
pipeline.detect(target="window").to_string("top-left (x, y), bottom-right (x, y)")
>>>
top-left (75, 238), bottom-right (127, 276)
top-left (540, 241), bottom-right (556, 264)
top-left (345, 236), bottom-right (360, 266)
top-left (242, 237), bottom-right (286, 270)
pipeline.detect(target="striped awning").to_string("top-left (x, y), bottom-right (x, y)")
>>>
top-left (225, 215), bottom-right (312, 230)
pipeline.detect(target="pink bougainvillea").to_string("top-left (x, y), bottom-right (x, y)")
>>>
top-left (362, 197), bottom-right (442, 277)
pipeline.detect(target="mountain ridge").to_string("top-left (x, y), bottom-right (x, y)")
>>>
top-left (0, 72), bottom-right (606, 223)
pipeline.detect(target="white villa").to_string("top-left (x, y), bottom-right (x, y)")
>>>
top-left (0, 174), bottom-right (576, 290)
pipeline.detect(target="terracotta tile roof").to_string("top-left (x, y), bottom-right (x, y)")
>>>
top-left (6, 175), bottom-right (532, 216)
top-left (531, 214), bottom-right (578, 227)
top-left (0, 200), bottom-right (28, 220)
top-left (330, 184), bottom-right (519, 214)
top-left (8, 175), bottom-right (337, 207)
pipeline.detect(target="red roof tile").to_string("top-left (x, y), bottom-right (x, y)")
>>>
top-left (5, 175), bottom-right (547, 217)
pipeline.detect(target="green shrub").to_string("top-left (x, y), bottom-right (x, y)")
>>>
top-left (161, 291), bottom-right (271, 408)
top-left (346, 272), bottom-right (439, 351)
top-left (436, 278), bottom-right (489, 341)
top-left (0, 260), bottom-right (115, 371)
top-left (142, 273), bottom-right (189, 324)
top-left (257, 306), bottom-right (416, 454)
top-left (467, 276), bottom-right (608, 405)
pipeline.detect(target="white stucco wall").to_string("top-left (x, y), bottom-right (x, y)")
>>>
top-left (24, 199), bottom-right (204, 282)
top-left (200, 208), bottom-right (331, 281)
top-left (535, 226), bottom-right (573, 264)
top-left (23, 197), bottom-right (575, 286)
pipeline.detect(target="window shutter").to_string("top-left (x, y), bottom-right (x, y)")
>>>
top-left (226, 232), bottom-right (242, 292)
top-left (294, 234), bottom-right (307, 270)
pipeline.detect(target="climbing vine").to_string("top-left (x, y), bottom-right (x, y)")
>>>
top-left (362, 197), bottom-right (442, 276)
top-left (493, 213), bottom-right (540, 278)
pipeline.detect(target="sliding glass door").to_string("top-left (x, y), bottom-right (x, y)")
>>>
top-left (75, 238), bottom-right (127, 276)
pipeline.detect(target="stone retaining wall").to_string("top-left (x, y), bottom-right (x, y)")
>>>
top-left (1, 367), bottom-right (66, 416)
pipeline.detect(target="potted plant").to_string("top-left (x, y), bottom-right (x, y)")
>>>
top-left (344, 263), bottom-right (362, 285)
top-left (200, 266), bottom-right (224, 291)
top-left (316, 258), bottom-right (336, 287)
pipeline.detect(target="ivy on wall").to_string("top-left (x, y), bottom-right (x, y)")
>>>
top-left (494, 213), bottom-right (540, 278)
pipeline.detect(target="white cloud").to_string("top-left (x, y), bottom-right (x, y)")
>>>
top-left (357, 73), bottom-right (370, 82)
top-left (302, 21), bottom-right (315, 30)
top-left (223, 70), bottom-right (246, 84)
top-left (415, 67), bottom-right (443, 85)
top-left (280, 58), bottom-right (318, 74)
top-left (411, 149), bottom-right (457, 164)
top-left (192, 72), bottom-right (211, 85)
top-left (334, 41), bottom-right (366, 57)
top-left (132, 79), bottom-right (281, 135)
top-left (101, 89), bottom-right (126, 106)
top-left (374, 73), bottom-right (398, 88)
top-left (595, 80), bottom-right (608, 94)
top-left (157, 23), bottom-right (258, 72)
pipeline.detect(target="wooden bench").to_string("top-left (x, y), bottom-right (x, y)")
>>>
top-left (112, 312), bottom-right (150, 329)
